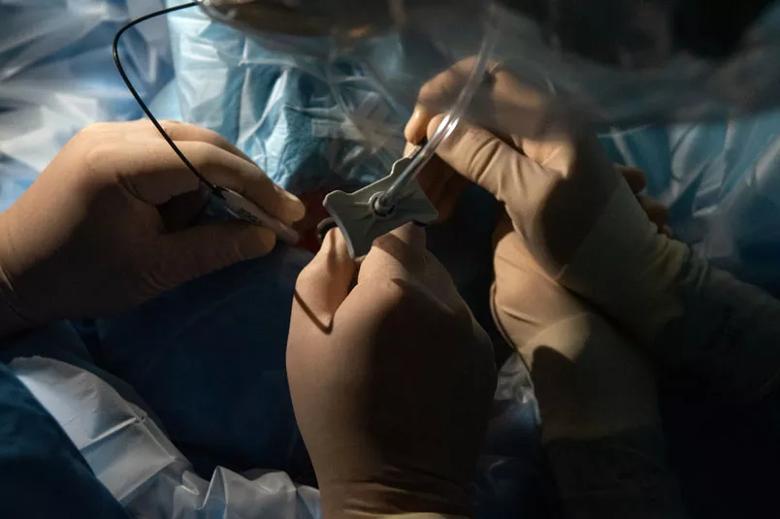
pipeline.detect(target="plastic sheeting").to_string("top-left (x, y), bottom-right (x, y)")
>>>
top-left (8, 353), bottom-right (542, 519)
top-left (0, 0), bottom-right (173, 211)
top-left (10, 356), bottom-right (321, 519)
top-left (484, 1), bottom-right (780, 126)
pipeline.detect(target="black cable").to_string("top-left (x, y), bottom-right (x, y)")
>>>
top-left (112, 1), bottom-right (217, 191)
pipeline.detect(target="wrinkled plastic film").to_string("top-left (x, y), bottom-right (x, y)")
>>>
top-left (10, 352), bottom-right (541, 519)
top-left (196, 0), bottom-right (780, 134)
top-left (11, 357), bottom-right (321, 519)
top-left (439, 0), bottom-right (780, 131)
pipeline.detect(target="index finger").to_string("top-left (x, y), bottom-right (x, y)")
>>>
top-left (357, 224), bottom-right (466, 315)
top-left (158, 120), bottom-right (257, 165)
top-left (115, 139), bottom-right (305, 224)
top-left (357, 224), bottom-right (427, 285)
top-left (292, 229), bottom-right (356, 334)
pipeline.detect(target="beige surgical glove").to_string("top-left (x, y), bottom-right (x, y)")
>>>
top-left (491, 216), bottom-right (685, 518)
top-left (420, 114), bottom-right (780, 400)
top-left (491, 216), bottom-right (660, 442)
top-left (405, 63), bottom-right (780, 400)
top-left (0, 120), bottom-right (305, 336)
top-left (287, 225), bottom-right (496, 519)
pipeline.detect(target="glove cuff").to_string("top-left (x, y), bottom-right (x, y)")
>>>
top-left (560, 180), bottom-right (689, 343)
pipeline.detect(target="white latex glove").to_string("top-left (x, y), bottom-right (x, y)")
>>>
top-left (0, 120), bottom-right (305, 335)
top-left (429, 115), bottom-right (685, 336)
top-left (405, 60), bottom-right (682, 322)
top-left (287, 225), bottom-right (495, 519)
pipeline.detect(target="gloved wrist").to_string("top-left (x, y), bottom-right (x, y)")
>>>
top-left (319, 476), bottom-right (472, 519)
top-left (559, 179), bottom-right (689, 344)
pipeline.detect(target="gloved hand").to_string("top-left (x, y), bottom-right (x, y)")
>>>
top-left (287, 225), bottom-right (496, 518)
top-left (408, 62), bottom-right (780, 402)
top-left (491, 216), bottom-right (660, 443)
top-left (490, 215), bottom-right (687, 518)
top-left (405, 63), bottom-right (689, 352)
top-left (0, 120), bottom-right (305, 334)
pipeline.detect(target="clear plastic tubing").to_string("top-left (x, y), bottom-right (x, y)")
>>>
top-left (374, 7), bottom-right (501, 214)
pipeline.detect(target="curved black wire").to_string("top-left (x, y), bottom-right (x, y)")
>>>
top-left (112, 1), bottom-right (218, 191)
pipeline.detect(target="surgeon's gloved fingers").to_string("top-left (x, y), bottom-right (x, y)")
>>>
top-left (124, 119), bottom-right (257, 166)
top-left (173, 140), bottom-right (305, 223)
top-left (360, 225), bottom-right (468, 317)
top-left (117, 140), bottom-right (305, 223)
top-left (293, 228), bottom-right (356, 332)
top-left (157, 184), bottom-right (211, 231)
top-left (160, 120), bottom-right (257, 165)
top-left (434, 172), bottom-right (470, 223)
top-left (616, 166), bottom-right (671, 234)
top-left (405, 56), bottom-right (501, 144)
top-left (155, 222), bottom-right (276, 291)
top-left (427, 114), bottom-right (546, 210)
top-left (423, 158), bottom-right (468, 214)
top-left (358, 224), bottom-right (427, 285)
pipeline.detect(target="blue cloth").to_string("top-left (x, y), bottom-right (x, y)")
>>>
top-left (0, 244), bottom-right (315, 513)
top-left (0, 247), bottom-right (316, 513)
top-left (165, 1), bottom-right (406, 195)
top-left (0, 343), bottom-right (128, 519)
top-left (89, 245), bottom-right (314, 478)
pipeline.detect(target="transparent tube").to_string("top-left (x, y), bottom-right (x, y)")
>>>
top-left (376, 9), bottom-right (501, 212)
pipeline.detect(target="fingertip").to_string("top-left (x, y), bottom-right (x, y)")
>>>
top-left (282, 190), bottom-right (307, 222)
top-left (401, 222), bottom-right (427, 250)
top-left (245, 226), bottom-right (278, 257)
top-left (329, 227), bottom-right (351, 255)
top-left (619, 165), bottom-right (647, 193)
top-left (261, 183), bottom-right (305, 224)
top-left (293, 227), bottom-right (356, 329)
top-left (426, 113), bottom-right (448, 142)
top-left (316, 227), bottom-right (337, 257)
top-left (405, 106), bottom-right (433, 144)
top-left (307, 227), bottom-right (348, 267)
